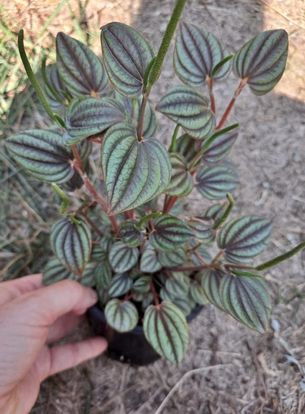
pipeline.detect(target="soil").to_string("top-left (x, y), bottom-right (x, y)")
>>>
top-left (3, 0), bottom-right (305, 413)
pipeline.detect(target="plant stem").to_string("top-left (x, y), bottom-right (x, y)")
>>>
top-left (216, 78), bottom-right (247, 130)
top-left (136, 92), bottom-right (149, 140)
top-left (71, 145), bottom-right (119, 235)
top-left (147, 0), bottom-right (187, 88)
top-left (163, 195), bottom-right (178, 213)
top-left (256, 241), bottom-right (305, 271)
top-left (213, 193), bottom-right (234, 230)
top-left (51, 183), bottom-right (70, 214)
top-left (169, 125), bottom-right (180, 152)
top-left (150, 282), bottom-right (160, 306)
top-left (207, 76), bottom-right (216, 113)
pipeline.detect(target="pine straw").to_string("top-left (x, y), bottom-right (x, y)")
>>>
top-left (2, 0), bottom-right (305, 413)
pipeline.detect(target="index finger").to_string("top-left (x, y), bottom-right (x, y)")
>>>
top-left (0, 274), bottom-right (43, 307)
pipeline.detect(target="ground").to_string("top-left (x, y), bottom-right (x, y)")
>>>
top-left (1, 0), bottom-right (305, 413)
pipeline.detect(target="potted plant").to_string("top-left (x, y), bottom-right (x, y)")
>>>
top-left (6, 0), bottom-right (305, 365)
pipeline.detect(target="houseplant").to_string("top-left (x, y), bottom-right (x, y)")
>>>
top-left (6, 0), bottom-right (305, 365)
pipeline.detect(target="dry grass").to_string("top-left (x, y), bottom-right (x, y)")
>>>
top-left (1, 0), bottom-right (305, 413)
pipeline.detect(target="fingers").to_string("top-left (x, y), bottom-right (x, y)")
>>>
top-left (45, 337), bottom-right (107, 379)
top-left (0, 274), bottom-right (43, 307)
top-left (18, 280), bottom-right (98, 326)
top-left (47, 313), bottom-right (83, 343)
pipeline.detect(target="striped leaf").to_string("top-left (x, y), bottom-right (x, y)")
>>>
top-left (188, 218), bottom-right (214, 243)
top-left (201, 127), bottom-right (239, 164)
top-left (143, 301), bottom-right (189, 363)
top-left (120, 220), bottom-right (144, 247)
top-left (140, 243), bottom-right (162, 273)
top-left (220, 270), bottom-right (271, 332)
top-left (43, 63), bottom-right (67, 109)
top-left (175, 134), bottom-right (198, 167)
top-left (233, 29), bottom-right (288, 95)
top-left (160, 289), bottom-right (194, 316)
top-left (158, 248), bottom-right (187, 268)
top-left (50, 217), bottom-right (92, 275)
top-left (133, 275), bottom-right (152, 293)
top-left (190, 279), bottom-right (209, 305)
top-left (56, 32), bottom-right (108, 96)
top-left (65, 97), bottom-right (126, 143)
top-left (114, 92), bottom-right (157, 139)
top-left (95, 260), bottom-right (112, 289)
top-left (150, 214), bottom-right (192, 251)
top-left (79, 262), bottom-right (98, 287)
top-left (105, 299), bottom-right (139, 332)
top-left (43, 257), bottom-right (73, 285)
top-left (156, 86), bottom-right (215, 139)
top-left (165, 272), bottom-right (190, 298)
top-left (109, 241), bottom-right (139, 273)
top-left (100, 22), bottom-right (154, 96)
top-left (102, 122), bottom-right (171, 213)
top-left (6, 129), bottom-right (74, 184)
top-left (203, 203), bottom-right (226, 222)
top-left (108, 273), bottom-right (133, 297)
top-left (166, 153), bottom-right (193, 196)
top-left (196, 163), bottom-right (239, 200)
top-left (174, 22), bottom-right (231, 86)
top-left (189, 241), bottom-right (212, 266)
top-left (217, 216), bottom-right (272, 263)
top-left (200, 269), bottom-right (226, 310)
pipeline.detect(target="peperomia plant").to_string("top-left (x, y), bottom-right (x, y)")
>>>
top-left (6, 0), bottom-right (305, 364)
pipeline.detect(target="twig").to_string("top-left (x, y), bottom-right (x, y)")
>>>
top-left (216, 79), bottom-right (247, 129)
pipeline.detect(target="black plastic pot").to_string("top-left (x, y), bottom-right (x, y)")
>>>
top-left (87, 304), bottom-right (203, 366)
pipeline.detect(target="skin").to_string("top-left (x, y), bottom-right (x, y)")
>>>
top-left (0, 274), bottom-right (107, 414)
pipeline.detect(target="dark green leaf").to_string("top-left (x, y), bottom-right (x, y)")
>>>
top-left (133, 275), bottom-right (152, 293)
top-left (108, 273), bottom-right (133, 297)
top-left (102, 122), bottom-right (171, 213)
top-left (166, 153), bottom-right (193, 196)
top-left (100, 22), bottom-right (154, 96)
top-left (150, 214), bottom-right (192, 251)
top-left (196, 163), bottom-right (239, 200)
top-left (165, 272), bottom-right (190, 298)
top-left (50, 216), bottom-right (92, 275)
top-left (109, 241), bottom-right (139, 272)
top-left (64, 97), bottom-right (126, 143)
top-left (43, 63), bottom-right (67, 108)
top-left (200, 269), bottom-right (226, 310)
top-left (190, 279), bottom-right (209, 305)
top-left (175, 134), bottom-right (198, 167)
top-left (201, 127), bottom-right (239, 164)
top-left (233, 29), bottom-right (288, 95)
top-left (143, 301), bottom-right (189, 363)
top-left (188, 218), bottom-right (214, 243)
top-left (174, 22), bottom-right (231, 86)
top-left (217, 216), bottom-right (272, 263)
top-left (120, 220), bottom-right (144, 247)
top-left (220, 270), bottom-right (271, 332)
top-left (140, 243), bottom-right (162, 273)
top-left (6, 129), bottom-right (74, 184)
top-left (203, 203), bottom-right (226, 222)
top-left (156, 86), bottom-right (215, 139)
top-left (43, 257), bottom-right (73, 285)
top-left (189, 241), bottom-right (212, 266)
top-left (105, 299), bottom-right (139, 332)
top-left (56, 32), bottom-right (109, 96)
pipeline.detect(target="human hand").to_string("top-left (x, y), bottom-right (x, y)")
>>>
top-left (0, 274), bottom-right (107, 414)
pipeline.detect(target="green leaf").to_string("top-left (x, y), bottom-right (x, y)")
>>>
top-left (166, 153), bottom-right (193, 196)
top-left (109, 241), bottom-right (139, 272)
top-left (140, 243), bottom-right (162, 273)
top-left (150, 214), bottom-right (192, 251)
top-left (56, 32), bottom-right (109, 96)
top-left (233, 29), bottom-right (288, 95)
top-left (95, 260), bottom-right (112, 289)
top-left (43, 257), bottom-right (73, 285)
top-left (217, 216), bottom-right (272, 263)
top-left (196, 163), bottom-right (239, 200)
top-left (190, 279), bottom-right (209, 305)
top-left (200, 269), bottom-right (226, 310)
top-left (201, 126), bottom-right (239, 164)
top-left (203, 203), bottom-right (226, 222)
top-left (50, 216), bottom-right (92, 275)
top-left (102, 122), bottom-right (171, 213)
top-left (65, 97), bottom-right (126, 143)
top-left (189, 241), bottom-right (212, 266)
top-left (143, 301), bottom-right (189, 363)
top-left (158, 248), bottom-right (187, 268)
top-left (105, 299), bottom-right (139, 332)
top-left (100, 22), bottom-right (154, 96)
top-left (79, 262), bottom-right (98, 287)
top-left (114, 92), bottom-right (157, 139)
top-left (120, 220), bottom-right (144, 247)
top-left (188, 218), bottom-right (214, 243)
top-left (156, 86), bottom-right (215, 139)
top-left (165, 272), bottom-right (190, 298)
top-left (6, 129), bottom-right (74, 184)
top-left (174, 22), bottom-right (231, 86)
top-left (175, 134), bottom-right (198, 167)
top-left (43, 63), bottom-right (67, 108)
top-left (108, 273), bottom-right (133, 297)
top-left (133, 275), bottom-right (152, 293)
top-left (220, 270), bottom-right (271, 332)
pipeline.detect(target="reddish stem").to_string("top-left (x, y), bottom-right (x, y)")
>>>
top-left (163, 195), bottom-right (178, 214)
top-left (207, 76), bottom-right (216, 114)
top-left (150, 282), bottom-right (160, 306)
top-left (216, 78), bottom-right (247, 130)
